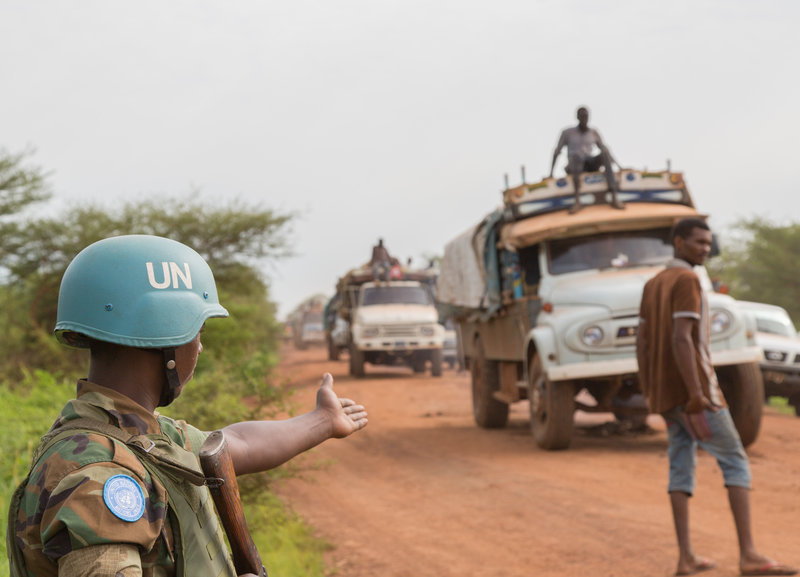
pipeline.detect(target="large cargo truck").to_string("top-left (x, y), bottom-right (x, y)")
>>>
top-left (437, 168), bottom-right (764, 450)
top-left (335, 266), bottom-right (445, 377)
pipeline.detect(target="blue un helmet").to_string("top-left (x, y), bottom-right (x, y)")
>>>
top-left (55, 235), bottom-right (229, 405)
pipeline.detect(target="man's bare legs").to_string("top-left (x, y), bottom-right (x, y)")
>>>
top-left (669, 488), bottom-right (796, 576)
top-left (567, 154), bottom-right (584, 214)
top-left (670, 491), bottom-right (716, 575)
top-left (599, 150), bottom-right (625, 210)
top-left (729, 486), bottom-right (797, 575)
top-left (566, 152), bottom-right (624, 214)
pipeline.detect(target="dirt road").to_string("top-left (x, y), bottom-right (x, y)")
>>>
top-left (272, 345), bottom-right (800, 577)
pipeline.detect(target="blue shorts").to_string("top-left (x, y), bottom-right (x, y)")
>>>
top-left (662, 406), bottom-right (751, 495)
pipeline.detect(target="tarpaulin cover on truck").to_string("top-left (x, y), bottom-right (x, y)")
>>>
top-left (437, 208), bottom-right (505, 319)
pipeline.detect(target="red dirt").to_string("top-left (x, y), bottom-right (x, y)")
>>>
top-left (272, 345), bottom-right (800, 577)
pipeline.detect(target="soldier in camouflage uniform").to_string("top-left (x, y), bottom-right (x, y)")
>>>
top-left (8, 235), bottom-right (369, 577)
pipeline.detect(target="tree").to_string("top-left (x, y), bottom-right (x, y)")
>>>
top-left (0, 194), bottom-right (295, 382)
top-left (709, 217), bottom-right (800, 325)
top-left (0, 148), bottom-right (50, 217)
top-left (0, 148), bottom-right (51, 269)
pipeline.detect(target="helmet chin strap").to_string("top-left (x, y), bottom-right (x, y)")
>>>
top-left (160, 348), bottom-right (181, 407)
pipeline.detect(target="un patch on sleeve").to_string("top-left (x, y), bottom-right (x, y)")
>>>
top-left (103, 474), bottom-right (145, 522)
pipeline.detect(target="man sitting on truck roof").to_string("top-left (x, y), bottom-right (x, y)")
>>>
top-left (549, 106), bottom-right (625, 214)
top-left (370, 238), bottom-right (393, 283)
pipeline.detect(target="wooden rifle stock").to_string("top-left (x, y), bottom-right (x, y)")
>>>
top-left (200, 430), bottom-right (268, 577)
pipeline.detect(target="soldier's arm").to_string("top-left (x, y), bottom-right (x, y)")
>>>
top-left (222, 373), bottom-right (367, 475)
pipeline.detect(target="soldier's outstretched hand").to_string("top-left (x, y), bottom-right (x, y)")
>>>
top-left (315, 373), bottom-right (368, 438)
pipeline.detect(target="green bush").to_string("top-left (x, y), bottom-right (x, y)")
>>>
top-left (0, 371), bottom-right (75, 577)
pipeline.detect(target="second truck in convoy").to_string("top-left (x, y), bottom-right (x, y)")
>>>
top-left (332, 266), bottom-right (445, 377)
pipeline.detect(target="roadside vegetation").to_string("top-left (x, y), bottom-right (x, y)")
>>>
top-left (708, 217), bottom-right (800, 329)
top-left (0, 148), bottom-right (330, 576)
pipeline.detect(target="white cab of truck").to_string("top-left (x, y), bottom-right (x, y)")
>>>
top-left (349, 280), bottom-right (445, 377)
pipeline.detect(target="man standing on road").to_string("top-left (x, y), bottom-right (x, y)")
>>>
top-left (549, 106), bottom-right (625, 214)
top-left (636, 218), bottom-right (796, 577)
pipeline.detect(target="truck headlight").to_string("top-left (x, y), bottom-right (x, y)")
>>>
top-left (421, 326), bottom-right (435, 336)
top-left (362, 327), bottom-right (380, 338)
top-left (710, 310), bottom-right (732, 334)
top-left (581, 326), bottom-right (604, 346)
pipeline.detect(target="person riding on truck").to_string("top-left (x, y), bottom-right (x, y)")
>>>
top-left (370, 238), bottom-right (393, 282)
top-left (549, 106), bottom-right (626, 214)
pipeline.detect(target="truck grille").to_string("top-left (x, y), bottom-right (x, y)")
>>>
top-left (381, 325), bottom-right (418, 337)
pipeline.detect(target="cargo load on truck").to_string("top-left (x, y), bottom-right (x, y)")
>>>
top-left (438, 168), bottom-right (764, 450)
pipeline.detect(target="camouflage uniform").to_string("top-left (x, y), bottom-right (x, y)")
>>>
top-left (9, 380), bottom-right (237, 577)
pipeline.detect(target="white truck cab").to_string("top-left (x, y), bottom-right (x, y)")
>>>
top-left (337, 269), bottom-right (445, 377)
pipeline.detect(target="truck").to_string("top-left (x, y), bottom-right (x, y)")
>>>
top-left (287, 295), bottom-right (327, 350)
top-left (737, 300), bottom-right (800, 416)
top-left (437, 168), bottom-right (764, 450)
top-left (334, 266), bottom-right (445, 377)
top-left (323, 292), bottom-right (350, 361)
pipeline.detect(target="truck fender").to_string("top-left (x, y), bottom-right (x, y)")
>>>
top-left (525, 326), bottom-right (557, 380)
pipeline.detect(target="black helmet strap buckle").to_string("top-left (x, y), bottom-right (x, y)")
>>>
top-left (160, 348), bottom-right (181, 407)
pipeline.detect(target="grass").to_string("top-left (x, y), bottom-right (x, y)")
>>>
top-left (766, 395), bottom-right (797, 416)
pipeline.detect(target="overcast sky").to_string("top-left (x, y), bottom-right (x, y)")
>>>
top-left (3, 0), bottom-right (798, 318)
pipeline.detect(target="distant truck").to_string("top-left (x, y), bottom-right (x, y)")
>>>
top-left (335, 266), bottom-right (445, 377)
top-left (737, 300), bottom-right (800, 416)
top-left (323, 293), bottom-right (350, 361)
top-left (437, 168), bottom-right (764, 450)
top-left (288, 296), bottom-right (327, 350)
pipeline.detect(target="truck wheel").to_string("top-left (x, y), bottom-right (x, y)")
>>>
top-left (328, 338), bottom-right (339, 361)
top-left (349, 344), bottom-right (365, 378)
top-left (789, 393), bottom-right (800, 417)
top-left (471, 336), bottom-right (509, 428)
top-left (716, 362), bottom-right (763, 447)
top-left (431, 349), bottom-right (443, 377)
top-left (294, 334), bottom-right (307, 350)
top-left (528, 354), bottom-right (574, 450)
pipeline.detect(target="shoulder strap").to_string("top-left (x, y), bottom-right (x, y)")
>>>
top-left (37, 418), bottom-right (207, 485)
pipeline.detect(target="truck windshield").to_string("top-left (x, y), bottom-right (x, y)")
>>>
top-left (548, 229), bottom-right (673, 275)
top-left (303, 311), bottom-right (323, 324)
top-left (361, 285), bottom-right (432, 306)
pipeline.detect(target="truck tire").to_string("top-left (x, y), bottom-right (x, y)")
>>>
top-left (471, 336), bottom-right (509, 428)
top-left (294, 333), bottom-right (307, 350)
top-left (789, 393), bottom-right (800, 417)
top-left (528, 353), bottom-right (574, 450)
top-left (431, 349), bottom-right (443, 377)
top-left (328, 338), bottom-right (339, 361)
top-left (412, 356), bottom-right (427, 373)
top-left (716, 362), bottom-right (763, 447)
top-left (349, 344), bottom-right (365, 378)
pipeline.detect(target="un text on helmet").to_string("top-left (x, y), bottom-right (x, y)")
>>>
top-left (146, 262), bottom-right (193, 289)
